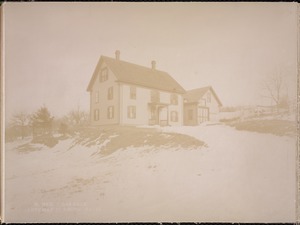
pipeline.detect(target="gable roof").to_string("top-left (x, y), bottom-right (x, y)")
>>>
top-left (87, 56), bottom-right (186, 94)
top-left (184, 86), bottom-right (222, 106)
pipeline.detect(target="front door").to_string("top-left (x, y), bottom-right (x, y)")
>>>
top-left (149, 106), bottom-right (159, 125)
top-left (158, 106), bottom-right (168, 126)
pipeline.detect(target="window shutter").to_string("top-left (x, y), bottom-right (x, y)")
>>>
top-left (128, 106), bottom-right (130, 118)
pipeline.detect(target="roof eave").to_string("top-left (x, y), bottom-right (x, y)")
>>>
top-left (86, 56), bottom-right (103, 92)
top-left (184, 86), bottom-right (223, 106)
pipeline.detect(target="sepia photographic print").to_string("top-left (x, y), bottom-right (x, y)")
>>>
top-left (0, 2), bottom-right (299, 223)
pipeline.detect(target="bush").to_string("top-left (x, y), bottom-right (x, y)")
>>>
top-left (31, 134), bottom-right (58, 148)
top-left (58, 123), bottom-right (69, 135)
top-left (219, 117), bottom-right (240, 123)
top-left (230, 119), bottom-right (296, 137)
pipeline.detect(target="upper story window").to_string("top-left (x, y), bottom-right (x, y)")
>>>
top-left (94, 109), bottom-right (99, 121)
top-left (151, 90), bottom-right (160, 103)
top-left (207, 92), bottom-right (211, 103)
top-left (108, 87), bottom-right (113, 100)
top-left (99, 68), bottom-right (108, 82)
top-left (170, 111), bottom-right (178, 122)
top-left (130, 86), bottom-right (136, 99)
top-left (95, 91), bottom-right (99, 103)
top-left (107, 106), bottom-right (114, 119)
top-left (170, 94), bottom-right (178, 105)
top-left (200, 98), bottom-right (206, 106)
top-left (127, 106), bottom-right (136, 119)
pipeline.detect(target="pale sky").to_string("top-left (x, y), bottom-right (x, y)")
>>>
top-left (3, 2), bottom-right (298, 119)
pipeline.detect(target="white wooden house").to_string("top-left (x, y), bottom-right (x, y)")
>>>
top-left (86, 51), bottom-right (186, 126)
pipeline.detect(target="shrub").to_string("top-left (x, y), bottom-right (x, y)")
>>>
top-left (219, 117), bottom-right (240, 123)
top-left (31, 134), bottom-right (58, 148)
top-left (58, 123), bottom-right (69, 135)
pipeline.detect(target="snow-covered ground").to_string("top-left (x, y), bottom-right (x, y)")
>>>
top-left (4, 124), bottom-right (296, 223)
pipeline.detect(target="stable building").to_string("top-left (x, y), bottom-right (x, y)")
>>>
top-left (183, 86), bottom-right (222, 125)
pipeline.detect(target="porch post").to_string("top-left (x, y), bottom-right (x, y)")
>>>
top-left (167, 105), bottom-right (169, 125)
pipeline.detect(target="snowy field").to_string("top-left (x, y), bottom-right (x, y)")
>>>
top-left (4, 124), bottom-right (296, 223)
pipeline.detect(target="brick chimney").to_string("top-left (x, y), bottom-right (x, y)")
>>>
top-left (115, 50), bottom-right (120, 60)
top-left (151, 60), bottom-right (156, 70)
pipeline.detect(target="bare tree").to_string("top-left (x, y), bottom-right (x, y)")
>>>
top-left (261, 72), bottom-right (288, 112)
top-left (68, 106), bottom-right (88, 126)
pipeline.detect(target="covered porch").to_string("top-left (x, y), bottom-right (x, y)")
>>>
top-left (148, 103), bottom-right (169, 126)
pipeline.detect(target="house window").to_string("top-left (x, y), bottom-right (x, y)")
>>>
top-left (170, 94), bottom-right (178, 105)
top-left (107, 106), bottom-right (114, 119)
top-left (127, 106), bottom-right (136, 119)
top-left (170, 111), bottom-right (178, 122)
top-left (94, 109), bottom-right (99, 121)
top-left (200, 98), bottom-right (206, 106)
top-left (95, 91), bottom-right (99, 103)
top-left (108, 87), bottom-right (113, 100)
top-left (151, 90), bottom-right (160, 103)
top-left (207, 92), bottom-right (211, 103)
top-left (99, 68), bottom-right (108, 82)
top-left (188, 109), bottom-right (193, 120)
top-left (130, 86), bottom-right (136, 99)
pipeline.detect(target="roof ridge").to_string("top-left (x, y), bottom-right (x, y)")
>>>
top-left (186, 86), bottom-right (211, 92)
top-left (102, 55), bottom-right (168, 74)
top-left (89, 55), bottom-right (186, 94)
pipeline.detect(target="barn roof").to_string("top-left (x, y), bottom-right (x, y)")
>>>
top-left (87, 56), bottom-right (186, 94)
top-left (184, 86), bottom-right (222, 106)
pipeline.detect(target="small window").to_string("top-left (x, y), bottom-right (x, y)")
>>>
top-left (95, 91), bottom-right (99, 103)
top-left (107, 106), bottom-right (114, 119)
top-left (99, 68), bottom-right (108, 82)
top-left (207, 92), bottom-right (211, 103)
top-left (200, 99), bottom-right (206, 106)
top-left (170, 94), bottom-right (178, 105)
top-left (170, 111), bottom-right (178, 122)
top-left (188, 109), bottom-right (193, 120)
top-left (94, 109), bottom-right (99, 121)
top-left (151, 90), bottom-right (160, 102)
top-left (108, 87), bottom-right (113, 100)
top-left (127, 106), bottom-right (136, 119)
top-left (130, 86), bottom-right (136, 99)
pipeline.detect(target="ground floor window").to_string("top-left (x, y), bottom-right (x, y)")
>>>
top-left (94, 109), bottom-right (99, 121)
top-left (107, 106), bottom-right (114, 119)
top-left (127, 106), bottom-right (136, 119)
